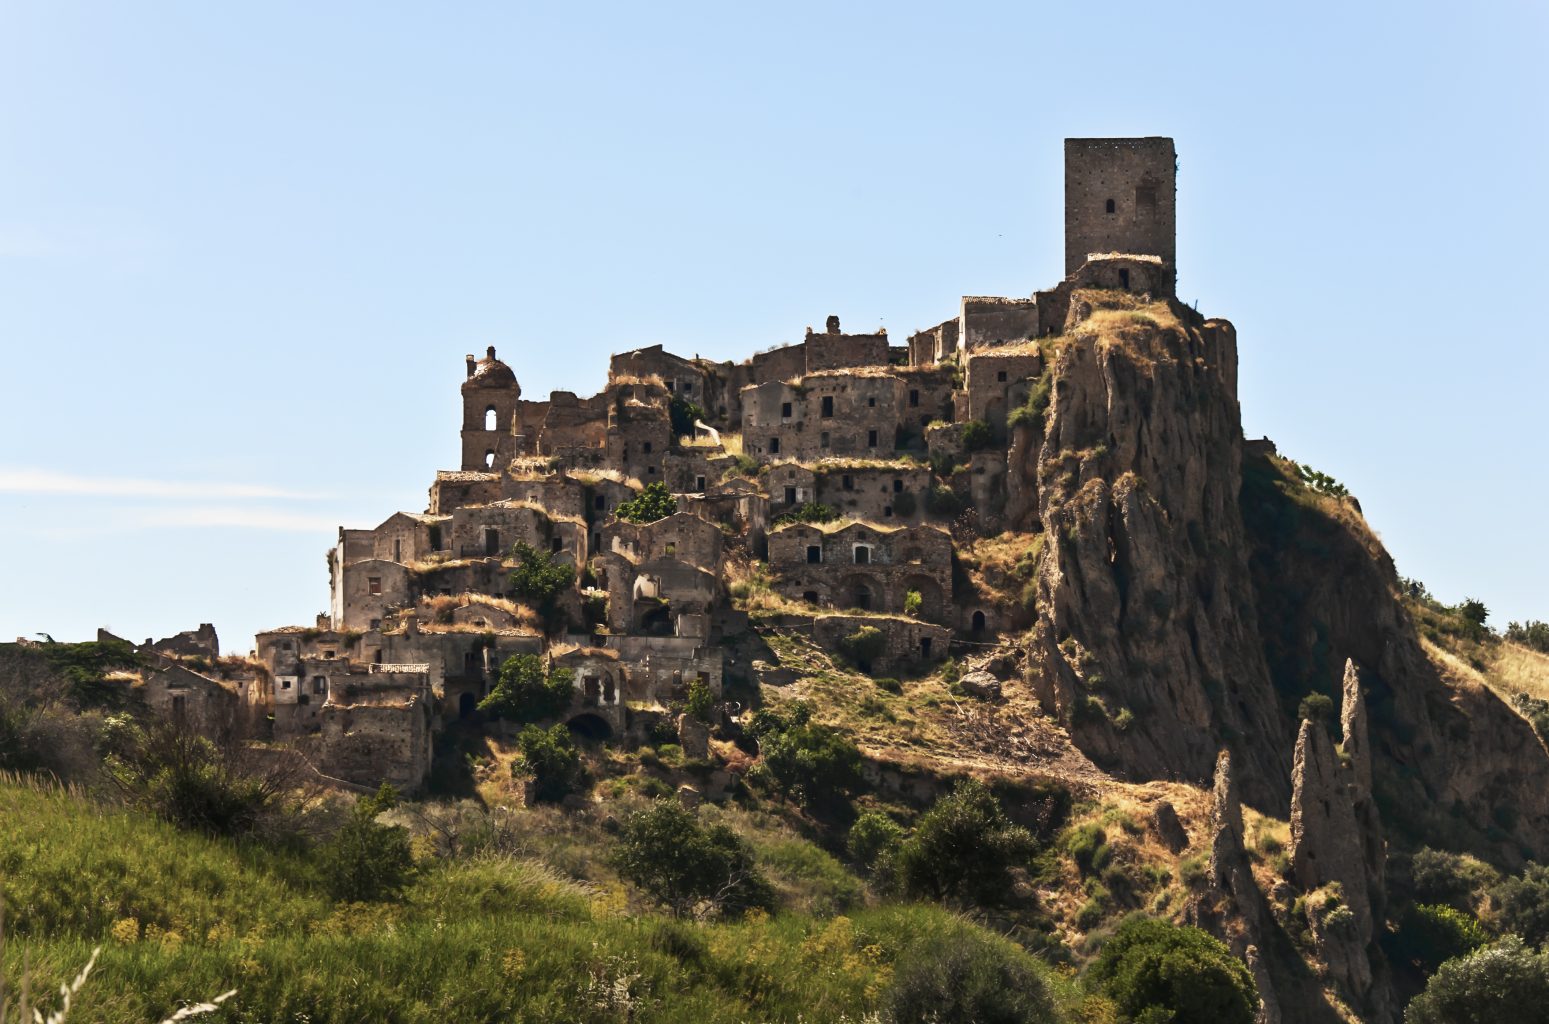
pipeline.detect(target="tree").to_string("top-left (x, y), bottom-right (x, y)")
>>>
top-left (1406, 938), bottom-right (1549, 1024)
top-left (847, 810), bottom-right (903, 874)
top-left (613, 801), bottom-right (775, 918)
top-left (1491, 862), bottom-right (1549, 947)
top-left (684, 680), bottom-right (715, 724)
top-left (894, 779), bottom-right (1036, 907)
top-left (514, 724), bottom-right (584, 803)
top-left (1390, 903), bottom-right (1489, 973)
top-left (836, 625), bottom-right (886, 669)
top-left (319, 784), bottom-right (417, 902)
top-left (758, 719), bottom-right (863, 809)
top-left (1507, 621), bottom-right (1549, 654)
top-left (477, 654), bottom-right (575, 723)
top-left (669, 396), bottom-right (705, 437)
top-left (887, 929), bottom-right (1057, 1024)
top-left (1088, 916), bottom-right (1257, 1024)
top-left (615, 482), bottom-right (677, 524)
top-left (1459, 598), bottom-right (1490, 629)
top-left (508, 541), bottom-right (575, 615)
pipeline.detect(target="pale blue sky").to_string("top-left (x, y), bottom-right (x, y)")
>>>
top-left (1, 1), bottom-right (1544, 653)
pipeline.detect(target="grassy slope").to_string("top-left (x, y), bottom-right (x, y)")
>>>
top-left (0, 774), bottom-right (1086, 1024)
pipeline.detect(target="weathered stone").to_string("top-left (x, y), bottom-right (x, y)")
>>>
top-left (1340, 659), bottom-right (1372, 799)
top-left (677, 713), bottom-right (710, 760)
top-left (676, 784), bottom-right (702, 809)
top-left (958, 670), bottom-right (1003, 701)
top-left (1150, 799), bottom-right (1188, 854)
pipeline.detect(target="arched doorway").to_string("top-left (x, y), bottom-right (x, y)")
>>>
top-left (458, 691), bottom-right (478, 720)
top-left (567, 713), bottom-right (612, 741)
top-left (971, 610), bottom-right (987, 634)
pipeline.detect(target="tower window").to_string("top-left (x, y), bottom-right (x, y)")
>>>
top-left (1119, 268), bottom-right (1131, 289)
top-left (781, 401), bottom-right (793, 419)
top-left (484, 450), bottom-right (495, 468)
top-left (1105, 198), bottom-right (1116, 214)
top-left (997, 370), bottom-right (1008, 382)
top-left (821, 396), bottom-right (834, 418)
top-left (484, 406), bottom-right (497, 431)
top-left (806, 545), bottom-right (822, 564)
top-left (769, 437), bottom-right (780, 455)
top-left (867, 429), bottom-right (878, 447)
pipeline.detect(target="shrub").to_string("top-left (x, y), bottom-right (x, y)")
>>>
top-left (1459, 598), bottom-right (1490, 630)
top-left (1298, 692), bottom-right (1335, 723)
top-left (508, 541), bottom-right (575, 615)
top-left (1088, 916), bottom-right (1257, 1024)
top-left (39, 637), bottom-right (143, 705)
top-left (478, 654), bottom-right (575, 723)
top-left (772, 502), bottom-right (837, 526)
top-left (895, 780), bottom-right (1036, 907)
top-left (615, 482), bottom-right (677, 524)
top-left (1007, 370), bottom-right (1053, 432)
top-left (836, 625), bottom-right (887, 668)
top-left (758, 721), bottom-right (863, 809)
top-left (873, 676), bottom-right (902, 695)
top-left (1411, 847), bottom-right (1494, 907)
top-left (1063, 823), bottom-right (1112, 876)
top-left (1491, 862), bottom-right (1549, 947)
top-left (960, 419), bottom-right (993, 452)
top-left (613, 801), bottom-right (775, 918)
top-left (684, 680), bottom-right (715, 723)
top-left (924, 485), bottom-right (962, 517)
top-left (513, 724), bottom-right (584, 803)
top-left (1390, 903), bottom-right (1489, 973)
top-left (886, 929), bottom-right (1058, 1024)
top-left (1406, 937), bottom-right (1549, 1024)
top-left (669, 396), bottom-right (706, 436)
top-left (847, 810), bottom-right (904, 873)
top-left (903, 589), bottom-right (923, 617)
top-left (1507, 621), bottom-right (1549, 654)
top-left (319, 784), bottom-right (416, 902)
top-left (103, 718), bottom-right (302, 839)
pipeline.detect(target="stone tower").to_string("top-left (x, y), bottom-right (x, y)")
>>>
top-left (460, 346), bottom-right (521, 471)
top-left (1064, 137), bottom-right (1176, 278)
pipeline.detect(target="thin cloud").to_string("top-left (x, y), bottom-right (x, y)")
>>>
top-left (0, 468), bottom-right (324, 501)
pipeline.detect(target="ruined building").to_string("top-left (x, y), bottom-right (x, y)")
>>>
top-left (214, 136), bottom-right (1183, 791)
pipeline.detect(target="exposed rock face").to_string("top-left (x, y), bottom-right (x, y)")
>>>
top-left (1029, 298), bottom-right (1288, 806)
top-left (958, 670), bottom-right (1003, 700)
top-left (1150, 799), bottom-right (1188, 853)
top-left (677, 713), bottom-right (710, 760)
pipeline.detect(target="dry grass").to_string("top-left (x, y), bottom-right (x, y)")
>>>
top-left (1484, 642), bottom-right (1549, 702)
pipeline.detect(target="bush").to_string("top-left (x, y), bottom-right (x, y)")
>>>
top-left (895, 780), bottom-right (1036, 907)
top-left (1391, 903), bottom-right (1489, 973)
top-left (1063, 823), bottom-right (1112, 876)
top-left (772, 502), bottom-right (837, 526)
top-left (847, 810), bottom-right (904, 873)
top-left (514, 724), bottom-right (584, 804)
top-left (758, 720), bottom-right (863, 809)
top-left (1491, 862), bottom-right (1549, 947)
top-left (1406, 937), bottom-right (1549, 1024)
top-left (924, 484), bottom-right (962, 517)
top-left (887, 929), bottom-right (1058, 1024)
top-left (613, 801), bottom-right (775, 918)
top-left (478, 654), bottom-right (575, 723)
top-left (1298, 692), bottom-right (1335, 722)
top-left (615, 482), bottom-right (677, 524)
top-left (669, 395), bottom-right (706, 436)
top-left (508, 541), bottom-right (575, 615)
top-left (960, 419), bottom-right (993, 452)
top-left (1411, 847), bottom-right (1493, 907)
top-left (903, 589), bottom-right (923, 617)
top-left (319, 784), bottom-right (416, 902)
top-left (1507, 621), bottom-right (1549, 654)
top-left (836, 625), bottom-right (887, 668)
top-left (684, 680), bottom-right (715, 723)
top-left (1007, 370), bottom-right (1053, 432)
top-left (1088, 916), bottom-right (1257, 1024)
top-left (891, 490), bottom-right (917, 516)
top-left (103, 718), bottom-right (302, 838)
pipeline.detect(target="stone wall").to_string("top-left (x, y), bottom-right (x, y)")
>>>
top-left (960, 297), bottom-right (1039, 353)
top-left (768, 521), bottom-right (953, 621)
top-left (317, 687), bottom-right (434, 792)
top-left (1064, 137), bottom-right (1176, 277)
top-left (964, 348), bottom-right (1042, 427)
top-left (811, 613), bottom-right (948, 674)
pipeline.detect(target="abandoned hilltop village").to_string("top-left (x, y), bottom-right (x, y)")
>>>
top-left (50, 137), bottom-right (1549, 1022)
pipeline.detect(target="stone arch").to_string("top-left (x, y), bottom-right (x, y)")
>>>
top-left (567, 713), bottom-right (612, 741)
top-left (485, 405), bottom-right (498, 431)
top-left (839, 574), bottom-right (876, 612)
top-left (971, 609), bottom-right (987, 634)
top-left (458, 691), bottom-right (479, 719)
top-left (901, 575), bottom-right (945, 622)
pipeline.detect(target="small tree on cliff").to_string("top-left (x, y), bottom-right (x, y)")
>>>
top-left (478, 654), bottom-right (575, 723)
top-left (615, 482), bottom-right (677, 524)
top-left (508, 541), bottom-right (574, 617)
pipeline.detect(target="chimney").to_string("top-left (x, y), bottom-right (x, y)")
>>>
top-left (465, 354), bottom-right (476, 378)
top-left (487, 345), bottom-right (497, 360)
top-left (825, 315), bottom-right (840, 334)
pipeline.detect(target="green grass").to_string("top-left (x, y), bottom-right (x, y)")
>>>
top-left (0, 774), bottom-right (1081, 1023)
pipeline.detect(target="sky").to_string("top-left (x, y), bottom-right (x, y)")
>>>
top-left (1, 1), bottom-right (1545, 653)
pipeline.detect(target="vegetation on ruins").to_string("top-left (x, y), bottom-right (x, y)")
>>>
top-left (771, 501), bottom-right (837, 526)
top-left (477, 653), bottom-right (576, 723)
top-left (513, 723), bottom-right (585, 803)
top-left (614, 481), bottom-right (678, 523)
top-left (668, 395), bottom-right (706, 437)
top-left (506, 540), bottom-right (575, 616)
top-left (683, 679), bottom-right (715, 723)
top-left (960, 418), bottom-right (994, 452)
